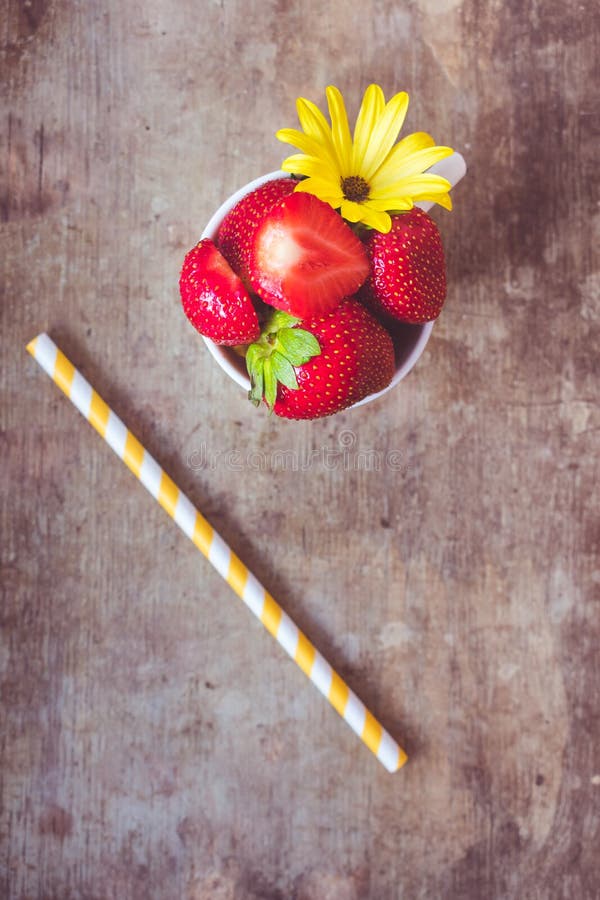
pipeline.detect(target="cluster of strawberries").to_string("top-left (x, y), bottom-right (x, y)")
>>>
top-left (179, 177), bottom-right (447, 420)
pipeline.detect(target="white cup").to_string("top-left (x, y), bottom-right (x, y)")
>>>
top-left (200, 153), bottom-right (466, 409)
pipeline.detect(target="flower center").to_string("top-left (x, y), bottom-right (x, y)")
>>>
top-left (341, 175), bottom-right (370, 204)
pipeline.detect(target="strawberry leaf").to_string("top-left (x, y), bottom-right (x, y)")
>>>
top-left (276, 328), bottom-right (321, 366)
top-left (266, 309), bottom-right (301, 332)
top-left (244, 310), bottom-right (321, 411)
top-left (248, 354), bottom-right (265, 406)
top-left (246, 343), bottom-right (266, 372)
top-left (263, 357), bottom-right (278, 410)
top-left (270, 351), bottom-right (299, 390)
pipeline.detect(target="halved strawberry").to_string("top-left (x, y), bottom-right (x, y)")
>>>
top-left (360, 208), bottom-right (447, 323)
top-left (245, 300), bottom-right (395, 420)
top-left (248, 192), bottom-right (370, 318)
top-left (179, 239), bottom-right (260, 345)
top-left (217, 177), bottom-right (297, 287)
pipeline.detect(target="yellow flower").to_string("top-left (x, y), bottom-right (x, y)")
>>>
top-left (276, 84), bottom-right (454, 233)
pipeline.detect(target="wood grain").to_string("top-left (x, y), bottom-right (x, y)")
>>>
top-left (1, 0), bottom-right (599, 897)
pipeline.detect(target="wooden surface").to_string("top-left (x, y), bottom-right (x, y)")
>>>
top-left (1, 1), bottom-right (599, 897)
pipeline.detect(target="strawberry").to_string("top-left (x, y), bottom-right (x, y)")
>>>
top-left (360, 208), bottom-right (447, 323)
top-left (245, 300), bottom-right (395, 420)
top-left (248, 192), bottom-right (370, 319)
top-left (179, 239), bottom-right (260, 345)
top-left (217, 177), bottom-right (297, 287)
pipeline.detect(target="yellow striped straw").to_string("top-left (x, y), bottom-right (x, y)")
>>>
top-left (26, 333), bottom-right (407, 772)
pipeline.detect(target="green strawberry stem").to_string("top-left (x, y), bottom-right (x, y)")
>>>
top-left (245, 310), bottom-right (321, 410)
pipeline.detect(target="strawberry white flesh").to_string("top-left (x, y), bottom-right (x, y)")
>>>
top-left (249, 192), bottom-right (369, 319)
top-left (217, 177), bottom-right (297, 288)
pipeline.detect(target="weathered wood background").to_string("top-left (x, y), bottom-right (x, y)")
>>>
top-left (1, 1), bottom-right (599, 897)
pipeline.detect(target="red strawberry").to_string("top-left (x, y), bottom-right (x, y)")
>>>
top-left (248, 192), bottom-right (370, 319)
top-left (245, 300), bottom-right (395, 420)
top-left (360, 208), bottom-right (447, 323)
top-left (217, 177), bottom-right (297, 287)
top-left (179, 239), bottom-right (260, 345)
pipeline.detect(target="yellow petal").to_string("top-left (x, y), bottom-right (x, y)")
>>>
top-left (370, 173), bottom-right (451, 200)
top-left (293, 176), bottom-right (344, 205)
top-left (325, 85), bottom-right (353, 176)
top-left (296, 97), bottom-right (332, 141)
top-left (352, 84), bottom-right (385, 172)
top-left (281, 154), bottom-right (339, 180)
top-left (340, 199), bottom-right (367, 223)
top-left (434, 192), bottom-right (452, 210)
top-left (361, 91), bottom-right (409, 181)
top-left (296, 97), bottom-right (338, 165)
top-left (276, 128), bottom-right (333, 163)
top-left (410, 191), bottom-right (453, 211)
top-left (371, 146), bottom-right (454, 190)
top-left (362, 196), bottom-right (414, 212)
top-left (390, 131), bottom-right (435, 157)
top-left (340, 198), bottom-right (390, 230)
top-left (359, 206), bottom-right (392, 232)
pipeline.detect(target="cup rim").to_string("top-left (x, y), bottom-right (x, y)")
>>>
top-left (199, 155), bottom-right (466, 408)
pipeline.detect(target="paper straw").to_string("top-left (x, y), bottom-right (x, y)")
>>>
top-left (26, 333), bottom-right (407, 772)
